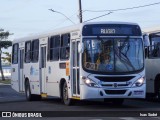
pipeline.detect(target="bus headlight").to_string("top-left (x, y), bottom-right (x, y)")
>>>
top-left (82, 76), bottom-right (99, 88)
top-left (132, 77), bottom-right (145, 87)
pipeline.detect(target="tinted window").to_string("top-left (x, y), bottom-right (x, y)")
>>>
top-left (60, 33), bottom-right (70, 60)
top-left (25, 41), bottom-right (31, 63)
top-left (32, 39), bottom-right (39, 62)
top-left (148, 36), bottom-right (160, 58)
top-left (12, 43), bottom-right (19, 64)
top-left (20, 49), bottom-right (24, 68)
top-left (49, 35), bottom-right (60, 61)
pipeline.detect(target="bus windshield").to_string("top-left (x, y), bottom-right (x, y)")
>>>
top-left (82, 38), bottom-right (144, 73)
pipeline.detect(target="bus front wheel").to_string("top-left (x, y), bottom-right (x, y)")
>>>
top-left (62, 82), bottom-right (74, 105)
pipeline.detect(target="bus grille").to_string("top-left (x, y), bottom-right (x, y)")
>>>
top-left (105, 90), bottom-right (126, 95)
top-left (101, 83), bottom-right (129, 87)
top-left (95, 76), bottom-right (134, 82)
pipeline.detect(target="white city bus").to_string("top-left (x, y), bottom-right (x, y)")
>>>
top-left (11, 22), bottom-right (146, 105)
top-left (143, 27), bottom-right (160, 100)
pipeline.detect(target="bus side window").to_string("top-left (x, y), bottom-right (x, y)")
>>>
top-left (60, 33), bottom-right (70, 60)
top-left (145, 47), bottom-right (149, 58)
top-left (47, 37), bottom-right (50, 61)
top-left (49, 35), bottom-right (60, 61)
top-left (149, 42), bottom-right (160, 58)
top-left (25, 41), bottom-right (31, 63)
top-left (12, 43), bottom-right (19, 64)
top-left (32, 39), bottom-right (39, 63)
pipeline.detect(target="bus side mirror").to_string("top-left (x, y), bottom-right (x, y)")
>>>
top-left (78, 42), bottom-right (84, 53)
top-left (143, 34), bottom-right (150, 47)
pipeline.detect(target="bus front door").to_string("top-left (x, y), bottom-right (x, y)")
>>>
top-left (19, 48), bottom-right (24, 92)
top-left (39, 45), bottom-right (47, 94)
top-left (71, 40), bottom-right (80, 97)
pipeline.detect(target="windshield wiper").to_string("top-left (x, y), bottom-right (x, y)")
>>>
top-left (114, 37), bottom-right (135, 71)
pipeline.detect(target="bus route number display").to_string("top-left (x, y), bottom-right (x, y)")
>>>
top-left (82, 24), bottom-right (142, 36)
top-left (92, 27), bottom-right (132, 35)
top-left (101, 28), bottom-right (116, 34)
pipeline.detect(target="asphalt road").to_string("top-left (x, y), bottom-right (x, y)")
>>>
top-left (0, 85), bottom-right (160, 120)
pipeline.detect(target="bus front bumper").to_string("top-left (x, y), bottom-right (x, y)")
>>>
top-left (80, 84), bottom-right (146, 99)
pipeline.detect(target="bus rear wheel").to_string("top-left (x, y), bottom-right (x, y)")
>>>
top-left (155, 78), bottom-right (160, 101)
top-left (156, 84), bottom-right (160, 101)
top-left (25, 80), bottom-right (32, 101)
top-left (25, 80), bottom-right (41, 101)
top-left (62, 82), bottom-right (74, 105)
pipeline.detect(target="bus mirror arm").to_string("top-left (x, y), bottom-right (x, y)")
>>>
top-left (143, 34), bottom-right (150, 47)
top-left (78, 42), bottom-right (84, 53)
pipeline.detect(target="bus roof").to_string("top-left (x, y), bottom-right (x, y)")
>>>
top-left (13, 21), bottom-right (139, 43)
top-left (143, 25), bottom-right (160, 34)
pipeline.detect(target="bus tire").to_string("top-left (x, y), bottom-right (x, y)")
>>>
top-left (155, 76), bottom-right (160, 101)
top-left (156, 83), bottom-right (160, 101)
top-left (62, 82), bottom-right (74, 105)
top-left (25, 80), bottom-right (41, 101)
top-left (25, 80), bottom-right (32, 101)
top-left (157, 87), bottom-right (160, 101)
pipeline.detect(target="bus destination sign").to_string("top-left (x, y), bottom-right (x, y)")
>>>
top-left (100, 28), bottom-right (116, 34)
top-left (82, 24), bottom-right (142, 36)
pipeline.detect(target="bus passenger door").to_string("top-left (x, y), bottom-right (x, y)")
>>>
top-left (39, 44), bottom-right (47, 94)
top-left (19, 48), bottom-right (24, 92)
top-left (71, 40), bottom-right (80, 97)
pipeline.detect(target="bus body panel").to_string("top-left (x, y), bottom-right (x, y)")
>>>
top-left (80, 70), bottom-right (146, 99)
top-left (81, 84), bottom-right (145, 99)
top-left (46, 61), bottom-right (68, 97)
top-left (12, 42), bottom-right (25, 92)
top-left (145, 59), bottom-right (160, 93)
top-left (28, 63), bottom-right (40, 94)
top-left (11, 64), bottom-right (19, 92)
top-left (143, 29), bottom-right (160, 95)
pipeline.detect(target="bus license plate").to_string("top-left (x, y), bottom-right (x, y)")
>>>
top-left (134, 91), bottom-right (144, 95)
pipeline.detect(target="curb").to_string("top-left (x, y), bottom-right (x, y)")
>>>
top-left (0, 83), bottom-right (11, 85)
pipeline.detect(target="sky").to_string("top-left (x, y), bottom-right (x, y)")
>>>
top-left (0, 0), bottom-right (160, 41)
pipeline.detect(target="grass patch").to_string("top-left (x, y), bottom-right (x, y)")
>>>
top-left (0, 79), bottom-right (11, 84)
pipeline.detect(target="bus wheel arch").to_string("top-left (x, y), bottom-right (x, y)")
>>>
top-left (24, 77), bottom-right (41, 101)
top-left (154, 74), bottom-right (160, 100)
top-left (59, 78), bottom-right (74, 105)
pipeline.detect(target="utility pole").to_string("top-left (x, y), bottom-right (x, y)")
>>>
top-left (78, 0), bottom-right (83, 23)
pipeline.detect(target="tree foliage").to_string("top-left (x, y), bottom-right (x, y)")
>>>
top-left (2, 52), bottom-right (11, 64)
top-left (0, 41), bottom-right (12, 48)
top-left (0, 31), bottom-right (9, 39)
top-left (0, 29), bottom-right (12, 80)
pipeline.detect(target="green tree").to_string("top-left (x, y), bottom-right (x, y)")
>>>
top-left (0, 29), bottom-right (12, 80)
top-left (2, 52), bottom-right (11, 64)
